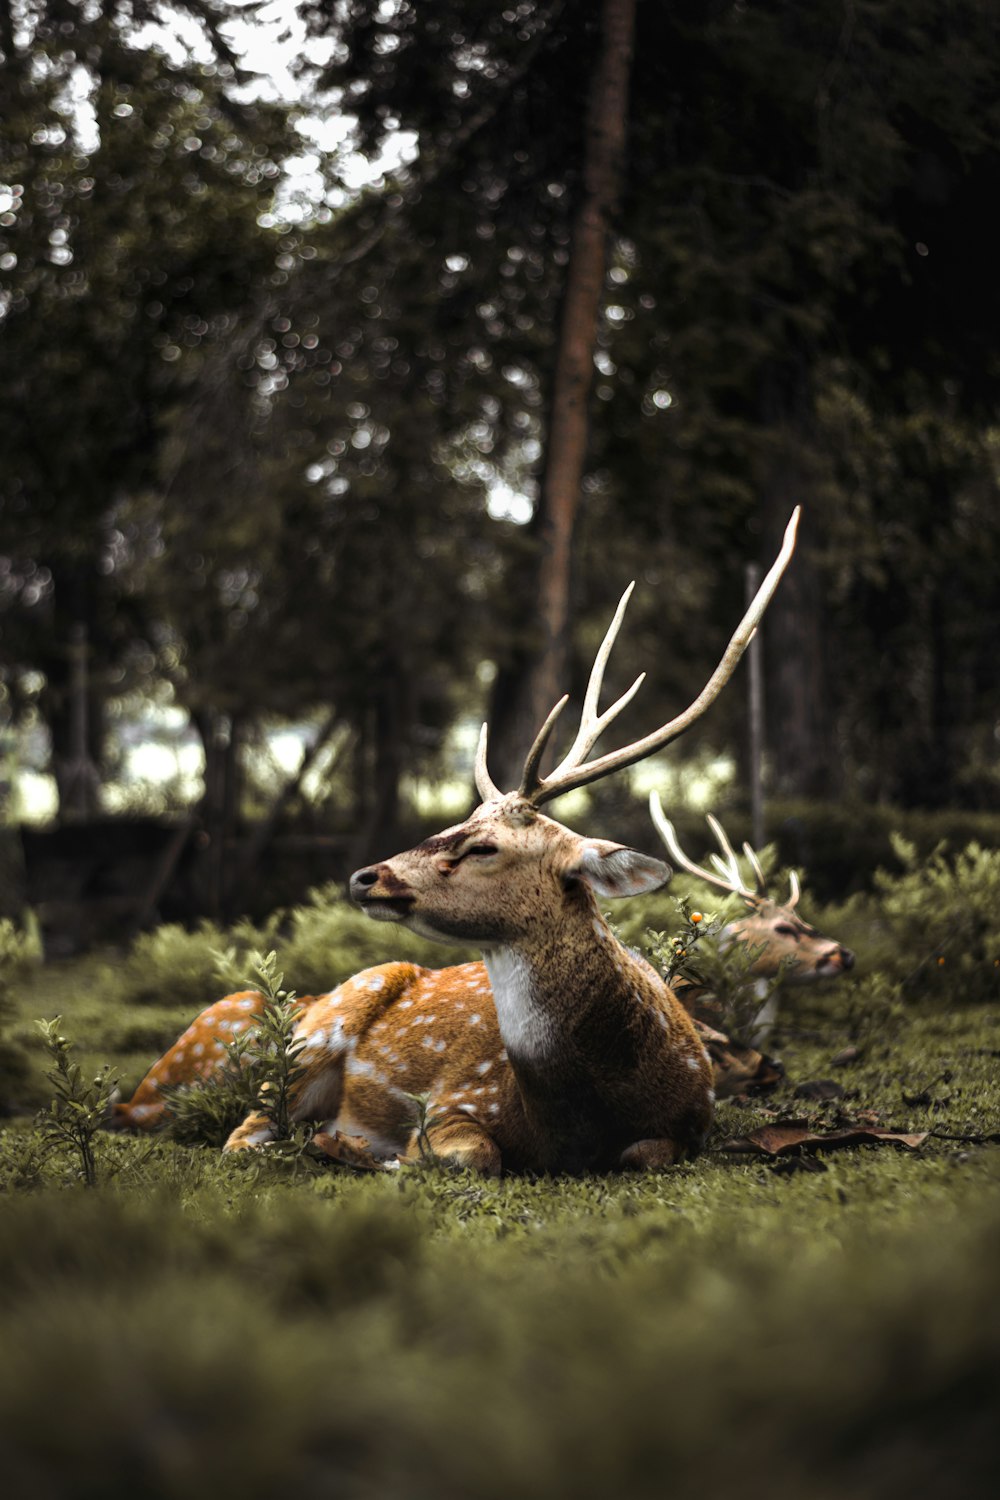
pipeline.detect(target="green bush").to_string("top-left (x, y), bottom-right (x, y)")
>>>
top-left (870, 836), bottom-right (1000, 1005)
top-left (0, 914), bottom-right (40, 1105)
top-left (103, 917), bottom-right (274, 1008)
top-left (273, 883), bottom-right (475, 995)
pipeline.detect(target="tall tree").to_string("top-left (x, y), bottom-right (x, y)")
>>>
top-left (485, 0), bottom-right (635, 786)
top-left (0, 0), bottom-right (295, 815)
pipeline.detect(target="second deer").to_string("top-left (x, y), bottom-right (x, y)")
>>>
top-left (650, 799), bottom-right (854, 1044)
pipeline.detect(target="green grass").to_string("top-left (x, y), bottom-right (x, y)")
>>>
top-left (1, 909), bottom-right (1000, 1498)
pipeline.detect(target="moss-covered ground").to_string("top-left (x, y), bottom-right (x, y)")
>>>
top-left (2, 914), bottom-right (999, 1499)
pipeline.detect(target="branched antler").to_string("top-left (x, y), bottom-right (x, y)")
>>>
top-left (475, 507), bottom-right (800, 807)
top-left (649, 797), bottom-right (802, 909)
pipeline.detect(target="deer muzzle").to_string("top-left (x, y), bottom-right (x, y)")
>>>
top-left (349, 864), bottom-right (416, 920)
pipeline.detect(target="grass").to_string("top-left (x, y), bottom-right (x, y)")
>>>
top-left (1, 908), bottom-right (999, 1498)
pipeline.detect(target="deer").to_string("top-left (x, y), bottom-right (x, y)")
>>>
top-left (112, 509), bottom-right (801, 1169)
top-left (647, 801), bottom-right (854, 1087)
top-left (110, 796), bottom-right (850, 1140)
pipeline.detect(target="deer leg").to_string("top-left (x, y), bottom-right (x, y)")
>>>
top-left (618, 1137), bottom-right (686, 1171)
top-left (223, 1111), bottom-right (275, 1151)
top-left (408, 1114), bottom-right (502, 1176)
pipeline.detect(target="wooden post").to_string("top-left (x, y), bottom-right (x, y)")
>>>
top-left (745, 562), bottom-right (765, 851)
top-left (62, 623), bottom-right (101, 821)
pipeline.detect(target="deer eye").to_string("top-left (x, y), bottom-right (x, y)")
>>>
top-left (774, 923), bottom-right (800, 938)
top-left (465, 843), bottom-right (498, 858)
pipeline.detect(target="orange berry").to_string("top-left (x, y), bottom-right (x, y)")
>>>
top-left (691, 912), bottom-right (703, 924)
top-left (937, 957), bottom-right (945, 966)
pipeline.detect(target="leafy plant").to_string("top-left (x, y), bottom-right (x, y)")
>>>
top-left (104, 917), bottom-right (274, 1009)
top-left (162, 1021), bottom-right (265, 1148)
top-left (34, 1018), bottom-right (118, 1187)
top-left (874, 836), bottom-right (1000, 1005)
top-left (163, 951), bottom-right (308, 1150)
top-left (0, 915), bottom-right (40, 1106)
top-left (642, 896), bottom-right (788, 1040)
top-left (275, 886), bottom-right (475, 996)
top-left (238, 951), bottom-right (309, 1146)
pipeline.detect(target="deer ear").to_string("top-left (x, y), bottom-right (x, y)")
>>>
top-left (566, 840), bottom-right (671, 899)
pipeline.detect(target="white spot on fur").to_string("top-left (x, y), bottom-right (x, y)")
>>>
top-left (470, 1013), bottom-right (481, 1025)
top-left (686, 1055), bottom-right (701, 1072)
top-left (239, 997), bottom-right (257, 1010)
top-left (476, 1060), bottom-right (492, 1076)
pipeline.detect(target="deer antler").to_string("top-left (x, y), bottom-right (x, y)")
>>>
top-left (475, 507), bottom-right (800, 807)
top-left (651, 798), bottom-right (804, 909)
top-left (650, 798), bottom-right (760, 901)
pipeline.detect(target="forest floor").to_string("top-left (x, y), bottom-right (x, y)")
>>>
top-left (1, 951), bottom-right (999, 1500)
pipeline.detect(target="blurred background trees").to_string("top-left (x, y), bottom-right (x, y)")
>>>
top-left (3, 0), bottom-right (1000, 920)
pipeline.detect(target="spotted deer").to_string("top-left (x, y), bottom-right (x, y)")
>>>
top-left (112, 793), bottom-right (847, 1138)
top-left (113, 510), bottom-right (801, 1169)
top-left (649, 798), bottom-right (854, 1047)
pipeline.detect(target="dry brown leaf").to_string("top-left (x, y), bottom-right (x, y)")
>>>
top-left (720, 1119), bottom-right (929, 1156)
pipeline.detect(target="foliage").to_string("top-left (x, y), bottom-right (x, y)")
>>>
top-left (104, 917), bottom-right (272, 1008)
top-left (642, 895), bottom-right (725, 985)
top-left (33, 1016), bottom-right (117, 1186)
top-left (160, 1019), bottom-right (263, 1149)
top-left (642, 894), bottom-right (788, 1041)
top-left (872, 836), bottom-right (1000, 1006)
top-left (0, 914), bottom-right (40, 1103)
top-left (237, 950), bottom-right (307, 1146)
top-left (163, 950), bottom-right (309, 1149)
top-left (273, 884), bottom-right (476, 995)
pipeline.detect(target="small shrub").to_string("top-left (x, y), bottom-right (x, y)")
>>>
top-left (164, 951), bottom-right (309, 1150)
top-left (34, 1018), bottom-right (117, 1187)
top-left (0, 915), bottom-right (41, 1107)
top-left (874, 836), bottom-right (1000, 1005)
top-left (105, 917), bottom-right (273, 1009)
top-left (275, 884), bottom-right (474, 995)
top-left (643, 897), bottom-right (788, 1039)
top-left (162, 1023), bottom-right (263, 1147)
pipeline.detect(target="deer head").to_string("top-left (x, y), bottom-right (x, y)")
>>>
top-left (648, 797), bottom-right (854, 984)
top-left (350, 508), bottom-right (801, 950)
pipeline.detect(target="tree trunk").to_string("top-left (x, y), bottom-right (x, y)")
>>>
top-left (487, 0), bottom-right (636, 790)
top-left (758, 403), bottom-right (834, 801)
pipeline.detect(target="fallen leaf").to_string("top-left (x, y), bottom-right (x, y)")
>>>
top-left (831, 1045), bottom-right (862, 1067)
top-left (720, 1119), bottom-right (929, 1156)
top-left (311, 1130), bottom-right (399, 1172)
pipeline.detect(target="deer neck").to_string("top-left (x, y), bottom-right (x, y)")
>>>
top-left (481, 890), bottom-right (644, 1079)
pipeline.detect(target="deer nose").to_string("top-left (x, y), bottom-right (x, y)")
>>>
top-left (839, 947), bottom-right (855, 971)
top-left (349, 867), bottom-right (381, 898)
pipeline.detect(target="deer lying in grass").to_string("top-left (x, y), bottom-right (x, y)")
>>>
top-left (114, 512), bottom-right (800, 1171)
top-left (648, 801), bottom-right (854, 1087)
top-left (111, 804), bottom-right (850, 1139)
